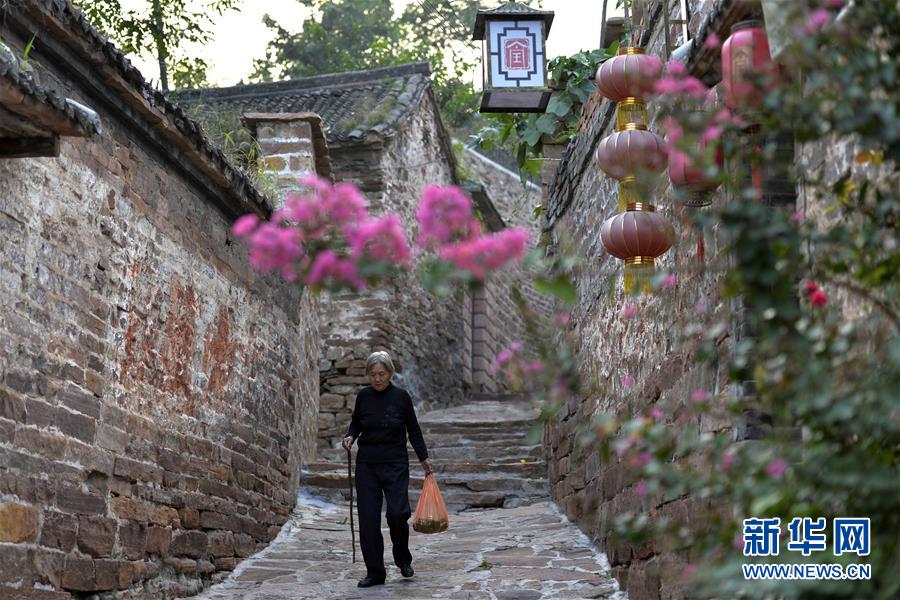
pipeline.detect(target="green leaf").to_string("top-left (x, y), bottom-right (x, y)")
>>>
top-left (534, 274), bottom-right (577, 304)
top-left (535, 114), bottom-right (559, 135)
top-left (23, 34), bottom-right (36, 59)
top-left (546, 94), bottom-right (573, 117)
top-left (522, 124), bottom-right (543, 147)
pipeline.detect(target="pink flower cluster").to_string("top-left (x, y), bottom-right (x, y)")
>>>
top-left (231, 175), bottom-right (411, 292)
top-left (280, 176), bottom-right (368, 240)
top-left (654, 60), bottom-right (708, 99)
top-left (439, 228), bottom-right (530, 281)
top-left (233, 180), bottom-right (530, 293)
top-left (347, 214), bottom-right (412, 268)
top-left (232, 217), bottom-right (305, 282)
top-left (307, 250), bottom-right (365, 290)
top-left (416, 186), bottom-right (530, 281)
top-left (802, 280), bottom-right (828, 307)
top-left (416, 185), bottom-right (481, 249)
top-left (492, 340), bottom-right (544, 391)
top-left (766, 457), bottom-right (788, 479)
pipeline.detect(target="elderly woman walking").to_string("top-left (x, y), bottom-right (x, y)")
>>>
top-left (342, 351), bottom-right (434, 588)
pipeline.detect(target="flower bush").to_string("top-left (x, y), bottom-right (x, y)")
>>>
top-left (493, 1), bottom-right (899, 597)
top-left (551, 1), bottom-right (896, 597)
top-left (231, 176), bottom-right (530, 294)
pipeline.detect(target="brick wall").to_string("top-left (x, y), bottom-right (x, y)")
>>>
top-left (0, 61), bottom-right (319, 600)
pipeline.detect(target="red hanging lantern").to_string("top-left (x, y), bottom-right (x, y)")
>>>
top-left (665, 88), bottom-right (724, 207)
top-left (721, 20), bottom-right (776, 112)
top-left (595, 46), bottom-right (662, 102)
top-left (668, 143), bottom-right (724, 206)
top-left (600, 206), bottom-right (675, 294)
top-left (595, 124), bottom-right (667, 180)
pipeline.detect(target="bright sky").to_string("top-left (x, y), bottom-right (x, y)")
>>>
top-left (121, 1), bottom-right (619, 87)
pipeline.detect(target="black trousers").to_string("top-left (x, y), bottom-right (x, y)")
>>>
top-left (355, 461), bottom-right (413, 578)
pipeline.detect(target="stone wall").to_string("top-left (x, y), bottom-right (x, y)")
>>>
top-left (541, 2), bottom-right (764, 599)
top-left (316, 92), bottom-right (465, 451)
top-left (461, 149), bottom-right (552, 391)
top-left (0, 24), bottom-right (319, 598)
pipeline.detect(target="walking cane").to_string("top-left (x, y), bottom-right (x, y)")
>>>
top-left (347, 447), bottom-right (356, 563)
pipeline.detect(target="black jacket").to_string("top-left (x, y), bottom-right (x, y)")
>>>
top-left (346, 383), bottom-right (428, 464)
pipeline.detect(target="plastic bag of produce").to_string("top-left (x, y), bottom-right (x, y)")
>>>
top-left (412, 473), bottom-right (449, 533)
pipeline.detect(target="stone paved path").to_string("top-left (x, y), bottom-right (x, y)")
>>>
top-left (197, 492), bottom-right (623, 599)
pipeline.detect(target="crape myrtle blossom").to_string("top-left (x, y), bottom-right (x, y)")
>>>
top-left (654, 59), bottom-right (708, 99)
top-left (438, 228), bottom-right (530, 281)
top-left (231, 175), bottom-right (406, 293)
top-left (347, 214), bottom-right (412, 268)
top-left (306, 250), bottom-right (366, 291)
top-left (232, 177), bottom-right (529, 293)
top-left (247, 222), bottom-right (304, 282)
top-left (801, 279), bottom-right (829, 308)
top-left (805, 8), bottom-right (832, 33)
top-left (766, 457), bottom-right (788, 479)
top-left (416, 185), bottom-right (482, 249)
top-left (492, 339), bottom-right (544, 392)
top-left (280, 177), bottom-right (368, 240)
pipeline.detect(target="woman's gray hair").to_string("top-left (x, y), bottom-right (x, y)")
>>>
top-left (366, 351), bottom-right (395, 373)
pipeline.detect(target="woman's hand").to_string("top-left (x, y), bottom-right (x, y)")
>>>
top-left (421, 458), bottom-right (434, 476)
top-left (342, 436), bottom-right (354, 452)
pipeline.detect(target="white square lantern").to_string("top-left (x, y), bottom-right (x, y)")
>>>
top-left (472, 1), bottom-right (555, 113)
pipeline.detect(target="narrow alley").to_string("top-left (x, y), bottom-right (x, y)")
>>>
top-left (197, 399), bottom-right (623, 599)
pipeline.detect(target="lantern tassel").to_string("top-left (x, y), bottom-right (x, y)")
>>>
top-left (624, 257), bottom-right (655, 295)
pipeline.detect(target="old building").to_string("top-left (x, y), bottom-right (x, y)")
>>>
top-left (181, 64), bottom-right (545, 451)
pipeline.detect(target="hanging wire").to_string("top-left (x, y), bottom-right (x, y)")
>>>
top-left (600, 0), bottom-right (609, 48)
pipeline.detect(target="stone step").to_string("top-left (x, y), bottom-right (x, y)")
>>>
top-left (468, 392), bottom-right (528, 403)
top-left (318, 445), bottom-right (543, 464)
top-left (420, 420), bottom-right (538, 434)
top-left (305, 400), bottom-right (549, 514)
top-left (302, 470), bottom-right (547, 493)
top-left (304, 483), bottom-right (548, 513)
top-left (418, 431), bottom-right (532, 444)
top-left (305, 460), bottom-right (547, 479)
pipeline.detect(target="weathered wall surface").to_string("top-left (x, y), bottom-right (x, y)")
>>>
top-left (541, 2), bottom-right (751, 599)
top-left (0, 49), bottom-right (319, 599)
top-left (461, 150), bottom-right (552, 391)
top-left (316, 93), bottom-right (465, 450)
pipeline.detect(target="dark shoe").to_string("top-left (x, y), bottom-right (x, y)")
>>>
top-left (357, 575), bottom-right (385, 588)
top-left (399, 563), bottom-right (414, 578)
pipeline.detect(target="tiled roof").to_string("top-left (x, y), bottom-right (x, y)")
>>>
top-left (0, 41), bottom-right (100, 139)
top-left (13, 0), bottom-right (273, 216)
top-left (177, 63), bottom-right (434, 146)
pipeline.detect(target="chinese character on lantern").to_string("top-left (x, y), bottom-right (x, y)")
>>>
top-left (504, 38), bottom-right (531, 70)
